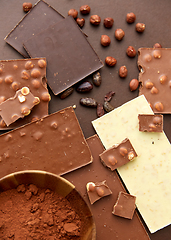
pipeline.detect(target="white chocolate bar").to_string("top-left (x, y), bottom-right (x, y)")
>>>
top-left (92, 95), bottom-right (171, 233)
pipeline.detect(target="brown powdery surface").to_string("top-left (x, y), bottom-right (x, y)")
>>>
top-left (0, 184), bottom-right (81, 240)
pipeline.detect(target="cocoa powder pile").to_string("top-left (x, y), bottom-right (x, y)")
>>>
top-left (0, 184), bottom-right (81, 239)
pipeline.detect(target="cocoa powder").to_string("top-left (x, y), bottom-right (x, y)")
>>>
top-left (0, 184), bottom-right (81, 239)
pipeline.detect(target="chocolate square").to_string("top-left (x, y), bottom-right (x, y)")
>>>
top-left (23, 16), bottom-right (103, 95)
top-left (138, 114), bottom-right (163, 132)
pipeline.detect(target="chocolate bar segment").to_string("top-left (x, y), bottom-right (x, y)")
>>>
top-left (64, 135), bottom-right (150, 240)
top-left (0, 107), bottom-right (92, 178)
top-left (0, 87), bottom-right (39, 126)
top-left (0, 58), bottom-right (49, 130)
top-left (138, 48), bottom-right (171, 113)
top-left (112, 191), bottom-right (136, 220)
top-left (23, 16), bottom-right (103, 95)
top-left (86, 180), bottom-right (112, 204)
top-left (4, 0), bottom-right (64, 57)
top-left (138, 114), bottom-right (163, 132)
top-left (99, 138), bottom-right (137, 171)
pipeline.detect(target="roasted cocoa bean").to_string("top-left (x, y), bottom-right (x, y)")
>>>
top-left (59, 87), bottom-right (74, 99)
top-left (80, 97), bottom-right (97, 107)
top-left (77, 81), bottom-right (93, 92)
top-left (103, 101), bottom-right (114, 112)
top-left (104, 91), bottom-right (115, 102)
top-left (97, 103), bottom-right (104, 117)
top-left (92, 72), bottom-right (102, 86)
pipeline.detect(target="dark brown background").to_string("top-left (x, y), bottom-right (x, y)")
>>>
top-left (0, 0), bottom-right (171, 239)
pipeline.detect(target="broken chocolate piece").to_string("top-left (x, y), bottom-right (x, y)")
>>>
top-left (4, 0), bottom-right (64, 57)
top-left (99, 138), bottom-right (137, 171)
top-left (23, 16), bottom-right (103, 95)
top-left (138, 48), bottom-right (171, 113)
top-left (86, 180), bottom-right (112, 204)
top-left (0, 87), bottom-right (39, 126)
top-left (138, 114), bottom-right (163, 132)
top-left (0, 107), bottom-right (92, 178)
top-left (112, 191), bottom-right (136, 220)
top-left (0, 58), bottom-right (49, 130)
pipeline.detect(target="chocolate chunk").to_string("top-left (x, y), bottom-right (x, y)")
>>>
top-left (86, 180), bottom-right (112, 204)
top-left (0, 107), bottom-right (92, 178)
top-left (64, 135), bottom-right (150, 240)
top-left (4, 0), bottom-right (64, 57)
top-left (138, 114), bottom-right (163, 132)
top-left (0, 87), bottom-right (39, 126)
top-left (0, 58), bottom-right (49, 130)
top-left (138, 48), bottom-right (171, 113)
top-left (23, 16), bottom-right (103, 95)
top-left (112, 191), bottom-right (136, 219)
top-left (99, 138), bottom-right (137, 171)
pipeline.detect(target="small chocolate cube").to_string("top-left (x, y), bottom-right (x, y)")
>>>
top-left (138, 114), bottom-right (163, 132)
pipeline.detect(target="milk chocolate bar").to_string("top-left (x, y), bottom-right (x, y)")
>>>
top-left (138, 48), bottom-right (171, 114)
top-left (64, 135), bottom-right (150, 240)
top-left (99, 138), bottom-right (137, 171)
top-left (0, 58), bottom-right (49, 130)
top-left (138, 114), bottom-right (163, 132)
top-left (0, 87), bottom-right (39, 126)
top-left (0, 107), bottom-right (92, 178)
top-left (112, 191), bottom-right (136, 220)
top-left (23, 16), bottom-right (103, 95)
top-left (86, 180), bottom-right (112, 204)
top-left (4, 0), bottom-right (64, 57)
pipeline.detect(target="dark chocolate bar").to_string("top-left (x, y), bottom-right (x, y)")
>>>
top-left (23, 16), bottom-right (103, 95)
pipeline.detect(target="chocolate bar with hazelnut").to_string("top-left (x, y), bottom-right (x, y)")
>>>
top-left (0, 58), bottom-right (50, 130)
top-left (138, 114), bottom-right (163, 132)
top-left (0, 106), bottom-right (92, 178)
top-left (86, 180), bottom-right (112, 204)
top-left (0, 87), bottom-right (40, 126)
top-left (23, 16), bottom-right (103, 95)
top-left (99, 138), bottom-right (137, 171)
top-left (112, 191), bottom-right (136, 220)
top-left (138, 48), bottom-right (171, 113)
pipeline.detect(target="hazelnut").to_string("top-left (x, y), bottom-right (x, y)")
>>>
top-left (104, 17), bottom-right (114, 28)
top-left (159, 75), bottom-right (167, 84)
top-left (5, 76), bottom-right (13, 84)
top-left (145, 81), bottom-right (153, 89)
top-left (18, 94), bottom-right (26, 103)
top-left (115, 28), bottom-right (125, 41)
top-left (21, 70), bottom-right (30, 80)
top-left (96, 187), bottom-right (104, 197)
top-left (12, 82), bottom-right (20, 91)
top-left (153, 50), bottom-right (162, 59)
top-left (126, 12), bottom-right (136, 23)
top-left (68, 9), bottom-right (78, 19)
top-left (38, 59), bottom-right (46, 68)
top-left (144, 54), bottom-right (152, 62)
top-left (86, 182), bottom-right (95, 192)
top-left (151, 86), bottom-right (159, 94)
top-left (23, 2), bottom-right (32, 12)
top-left (33, 97), bottom-right (40, 105)
top-left (32, 79), bottom-right (41, 89)
top-left (126, 46), bottom-right (136, 58)
top-left (119, 147), bottom-right (128, 156)
top-left (21, 87), bottom-right (30, 95)
top-left (108, 156), bottom-right (117, 166)
top-left (129, 79), bottom-right (139, 91)
top-left (0, 119), bottom-right (6, 128)
top-left (153, 43), bottom-right (162, 48)
top-left (101, 35), bottom-right (111, 47)
top-left (154, 102), bottom-right (164, 112)
top-left (25, 61), bottom-right (34, 70)
top-left (90, 15), bottom-right (101, 26)
top-left (41, 92), bottom-right (51, 102)
top-left (153, 116), bottom-right (162, 124)
top-left (76, 18), bottom-right (85, 28)
top-left (31, 69), bottom-right (41, 78)
top-left (119, 66), bottom-right (128, 78)
top-left (80, 5), bottom-right (90, 15)
top-left (128, 151), bottom-right (136, 161)
top-left (136, 23), bottom-right (145, 33)
top-left (105, 56), bottom-right (117, 67)
top-left (21, 107), bottom-right (31, 116)
top-left (0, 96), bottom-right (6, 104)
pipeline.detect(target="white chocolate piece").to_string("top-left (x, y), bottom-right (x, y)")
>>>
top-left (92, 95), bottom-right (171, 233)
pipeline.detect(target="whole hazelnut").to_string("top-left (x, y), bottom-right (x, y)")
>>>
top-left (115, 29), bottom-right (125, 41)
top-left (126, 46), bottom-right (136, 57)
top-left (153, 43), bottom-right (162, 48)
top-left (126, 12), bottom-right (136, 23)
top-left (129, 79), bottom-right (139, 91)
top-left (23, 2), bottom-right (32, 12)
top-left (90, 15), bottom-right (101, 26)
top-left (80, 5), bottom-right (91, 15)
top-left (119, 66), bottom-right (128, 78)
top-left (104, 17), bottom-right (114, 28)
top-left (101, 35), bottom-right (111, 47)
top-left (136, 23), bottom-right (145, 33)
top-left (76, 18), bottom-right (85, 28)
top-left (105, 56), bottom-right (117, 67)
top-left (68, 9), bottom-right (78, 19)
